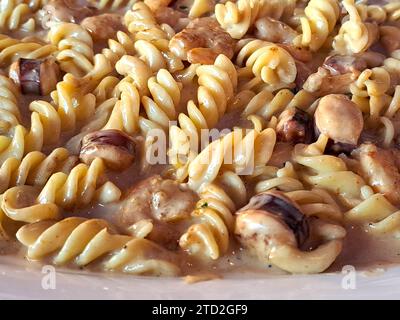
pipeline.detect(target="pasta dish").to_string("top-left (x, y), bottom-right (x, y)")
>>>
top-left (1, 0), bottom-right (400, 279)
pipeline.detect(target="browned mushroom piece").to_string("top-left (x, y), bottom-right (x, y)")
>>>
top-left (314, 94), bottom-right (364, 146)
top-left (255, 16), bottom-right (298, 45)
top-left (81, 13), bottom-right (124, 42)
top-left (304, 53), bottom-right (385, 96)
top-left (39, 0), bottom-right (95, 29)
top-left (117, 175), bottom-right (197, 248)
top-left (169, 17), bottom-right (236, 64)
top-left (380, 25), bottom-right (400, 54)
top-left (9, 57), bottom-right (60, 95)
top-left (79, 129), bottom-right (136, 171)
top-left (294, 60), bottom-right (312, 88)
top-left (154, 7), bottom-right (189, 32)
top-left (276, 108), bottom-right (314, 144)
top-left (238, 191), bottom-right (309, 245)
top-left (323, 55), bottom-right (367, 75)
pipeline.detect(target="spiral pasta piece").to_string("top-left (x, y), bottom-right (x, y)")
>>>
top-left (0, 147), bottom-right (77, 193)
top-left (356, 2), bottom-right (387, 24)
top-left (333, 0), bottom-right (379, 55)
top-left (92, 0), bottom-right (136, 10)
top-left (188, 127), bottom-right (276, 191)
top-left (138, 68), bottom-right (181, 134)
top-left (92, 76), bottom-right (121, 104)
top-left (180, 172), bottom-right (245, 260)
top-left (169, 55), bottom-right (237, 180)
top-left (350, 66), bottom-right (395, 122)
top-left (0, 75), bottom-right (21, 133)
top-left (16, 217), bottom-right (180, 275)
top-left (236, 40), bottom-right (297, 89)
top-left (102, 78), bottom-right (141, 135)
top-left (215, 0), bottom-right (264, 40)
top-left (215, 0), bottom-right (296, 39)
top-left (48, 22), bottom-right (94, 75)
top-left (266, 218), bottom-right (346, 274)
top-left (349, 51), bottom-right (400, 131)
top-left (37, 158), bottom-right (120, 209)
top-left (49, 22), bottom-right (112, 79)
top-left (101, 31), bottom-right (136, 67)
top-left (293, 0), bottom-right (340, 52)
top-left (345, 193), bottom-right (400, 235)
top-left (249, 162), bottom-right (342, 222)
top-left (124, 2), bottom-right (183, 72)
top-left (115, 55), bottom-right (153, 97)
top-left (0, 75), bottom-right (96, 162)
top-left (242, 88), bottom-right (316, 122)
top-left (385, 2), bottom-right (400, 22)
top-left (50, 75), bottom-right (97, 130)
top-left (0, 0), bottom-right (36, 32)
top-left (293, 134), bottom-right (373, 208)
top-left (0, 34), bottom-right (57, 67)
top-left (124, 2), bottom-right (170, 42)
top-left (2, 157), bottom-right (121, 223)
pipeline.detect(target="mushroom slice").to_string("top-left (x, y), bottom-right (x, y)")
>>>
top-left (9, 58), bottom-right (60, 95)
top-left (80, 129), bottom-right (136, 171)
top-left (314, 94), bottom-right (363, 146)
top-left (276, 108), bottom-right (314, 144)
top-left (238, 191), bottom-right (309, 245)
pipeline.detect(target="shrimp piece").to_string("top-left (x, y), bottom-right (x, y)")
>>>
top-left (154, 7), bottom-right (190, 32)
top-left (169, 17), bottom-right (236, 64)
top-left (255, 17), bottom-right (298, 45)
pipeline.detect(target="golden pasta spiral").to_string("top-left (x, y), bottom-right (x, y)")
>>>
top-left (345, 193), bottom-right (400, 236)
top-left (249, 162), bottom-right (343, 222)
top-left (242, 88), bottom-right (316, 122)
top-left (0, 75), bottom-right (21, 133)
top-left (333, 0), bottom-right (379, 55)
top-left (0, 147), bottom-right (77, 194)
top-left (0, 74), bottom-right (96, 162)
top-left (0, 0), bottom-right (36, 32)
top-left (350, 51), bottom-right (400, 124)
top-left (124, 2), bottom-right (183, 72)
top-left (385, 1), bottom-right (400, 22)
top-left (236, 40), bottom-right (297, 90)
top-left (101, 31), bottom-right (136, 67)
top-left (102, 78), bottom-right (141, 135)
top-left (138, 68), bottom-right (182, 134)
top-left (49, 22), bottom-right (112, 79)
top-left (293, 134), bottom-right (373, 208)
top-left (16, 217), bottom-right (180, 276)
top-left (215, 0), bottom-right (296, 39)
top-left (0, 34), bottom-right (57, 68)
top-left (1, 157), bottom-right (121, 223)
top-left (169, 54), bottom-right (237, 180)
top-left (180, 172), bottom-right (246, 260)
top-left (188, 127), bottom-right (276, 191)
top-left (356, 2), bottom-right (387, 24)
top-left (293, 0), bottom-right (340, 52)
top-left (93, 0), bottom-right (136, 10)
